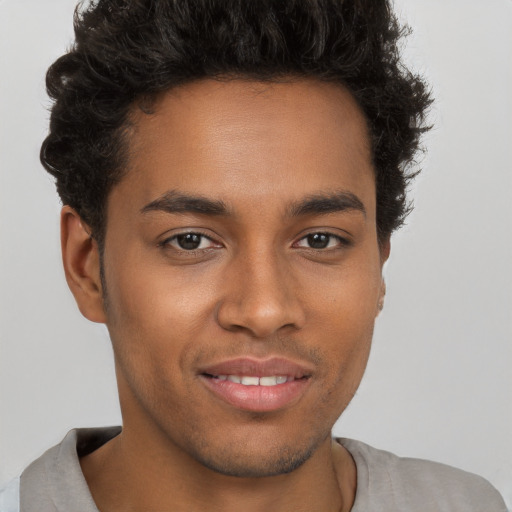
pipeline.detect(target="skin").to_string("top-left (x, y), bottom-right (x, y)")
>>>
top-left (62, 78), bottom-right (389, 512)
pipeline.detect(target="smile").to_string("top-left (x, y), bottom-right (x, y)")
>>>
top-left (198, 357), bottom-right (313, 412)
top-left (207, 375), bottom-right (296, 386)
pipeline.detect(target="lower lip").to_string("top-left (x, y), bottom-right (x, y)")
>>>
top-left (200, 376), bottom-right (310, 412)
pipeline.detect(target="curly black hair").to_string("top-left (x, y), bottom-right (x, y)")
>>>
top-left (41, 0), bottom-right (432, 247)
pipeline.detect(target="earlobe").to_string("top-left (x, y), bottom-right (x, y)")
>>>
top-left (377, 238), bottom-right (390, 316)
top-left (377, 280), bottom-right (386, 315)
top-left (61, 206), bottom-right (107, 323)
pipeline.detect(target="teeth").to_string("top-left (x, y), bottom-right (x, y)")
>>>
top-left (215, 375), bottom-right (291, 386)
top-left (241, 376), bottom-right (260, 386)
top-left (259, 376), bottom-right (278, 386)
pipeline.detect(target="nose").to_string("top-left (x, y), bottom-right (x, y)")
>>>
top-left (216, 250), bottom-right (306, 338)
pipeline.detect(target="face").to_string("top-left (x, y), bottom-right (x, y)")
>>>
top-left (99, 79), bottom-right (386, 477)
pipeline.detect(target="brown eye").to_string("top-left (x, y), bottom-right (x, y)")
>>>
top-left (295, 232), bottom-right (346, 250)
top-left (306, 233), bottom-right (331, 249)
top-left (163, 232), bottom-right (220, 251)
top-left (176, 233), bottom-right (203, 250)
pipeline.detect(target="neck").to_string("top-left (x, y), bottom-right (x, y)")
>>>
top-left (80, 424), bottom-right (356, 512)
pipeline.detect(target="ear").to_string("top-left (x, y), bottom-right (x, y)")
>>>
top-left (377, 237), bottom-right (390, 315)
top-left (61, 206), bottom-right (107, 323)
top-left (379, 237), bottom-right (391, 266)
top-left (377, 279), bottom-right (386, 315)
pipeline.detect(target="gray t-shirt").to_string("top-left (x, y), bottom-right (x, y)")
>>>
top-left (2, 427), bottom-right (507, 511)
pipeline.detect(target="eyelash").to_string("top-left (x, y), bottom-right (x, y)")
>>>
top-left (159, 231), bottom-right (220, 252)
top-left (160, 231), bottom-right (350, 253)
top-left (293, 232), bottom-right (351, 250)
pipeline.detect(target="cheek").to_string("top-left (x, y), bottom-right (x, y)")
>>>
top-left (103, 261), bottom-right (208, 416)
top-left (102, 251), bottom-right (233, 409)
top-left (307, 255), bottom-right (381, 385)
top-left (315, 310), bottom-right (375, 423)
top-left (305, 252), bottom-right (381, 332)
top-left (105, 249), bottom-right (219, 335)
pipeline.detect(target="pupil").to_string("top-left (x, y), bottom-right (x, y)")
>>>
top-left (177, 233), bottom-right (201, 250)
top-left (307, 233), bottom-right (329, 249)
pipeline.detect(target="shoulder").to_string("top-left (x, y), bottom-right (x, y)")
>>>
top-left (338, 438), bottom-right (508, 512)
top-left (18, 427), bottom-right (121, 512)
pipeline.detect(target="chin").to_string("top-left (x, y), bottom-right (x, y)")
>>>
top-left (192, 442), bottom-right (317, 478)
top-left (181, 420), bottom-right (332, 478)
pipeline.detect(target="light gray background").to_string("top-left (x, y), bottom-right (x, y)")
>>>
top-left (1, 0), bottom-right (511, 506)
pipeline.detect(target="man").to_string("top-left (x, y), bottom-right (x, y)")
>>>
top-left (0, 0), bottom-right (507, 510)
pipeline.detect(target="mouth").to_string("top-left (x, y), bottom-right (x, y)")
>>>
top-left (204, 374), bottom-right (304, 386)
top-left (198, 358), bottom-right (313, 412)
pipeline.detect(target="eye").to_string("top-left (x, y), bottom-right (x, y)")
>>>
top-left (163, 232), bottom-right (220, 251)
top-left (294, 232), bottom-right (347, 250)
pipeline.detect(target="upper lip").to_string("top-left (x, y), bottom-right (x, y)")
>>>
top-left (198, 357), bottom-right (314, 379)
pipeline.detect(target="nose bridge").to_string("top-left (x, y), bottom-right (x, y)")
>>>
top-left (216, 242), bottom-right (304, 337)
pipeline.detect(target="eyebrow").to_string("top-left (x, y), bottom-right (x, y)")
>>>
top-left (140, 189), bottom-right (365, 218)
top-left (140, 190), bottom-right (229, 216)
top-left (287, 191), bottom-right (366, 218)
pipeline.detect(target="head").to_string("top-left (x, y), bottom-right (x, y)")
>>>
top-left (42, 0), bottom-right (431, 249)
top-left (45, 0), bottom-right (431, 478)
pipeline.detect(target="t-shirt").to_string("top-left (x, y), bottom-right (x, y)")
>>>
top-left (0, 427), bottom-right (507, 511)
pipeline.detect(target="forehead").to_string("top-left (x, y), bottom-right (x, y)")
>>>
top-left (115, 78), bottom-right (375, 217)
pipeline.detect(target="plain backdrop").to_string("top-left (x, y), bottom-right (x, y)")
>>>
top-left (1, 0), bottom-right (511, 506)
